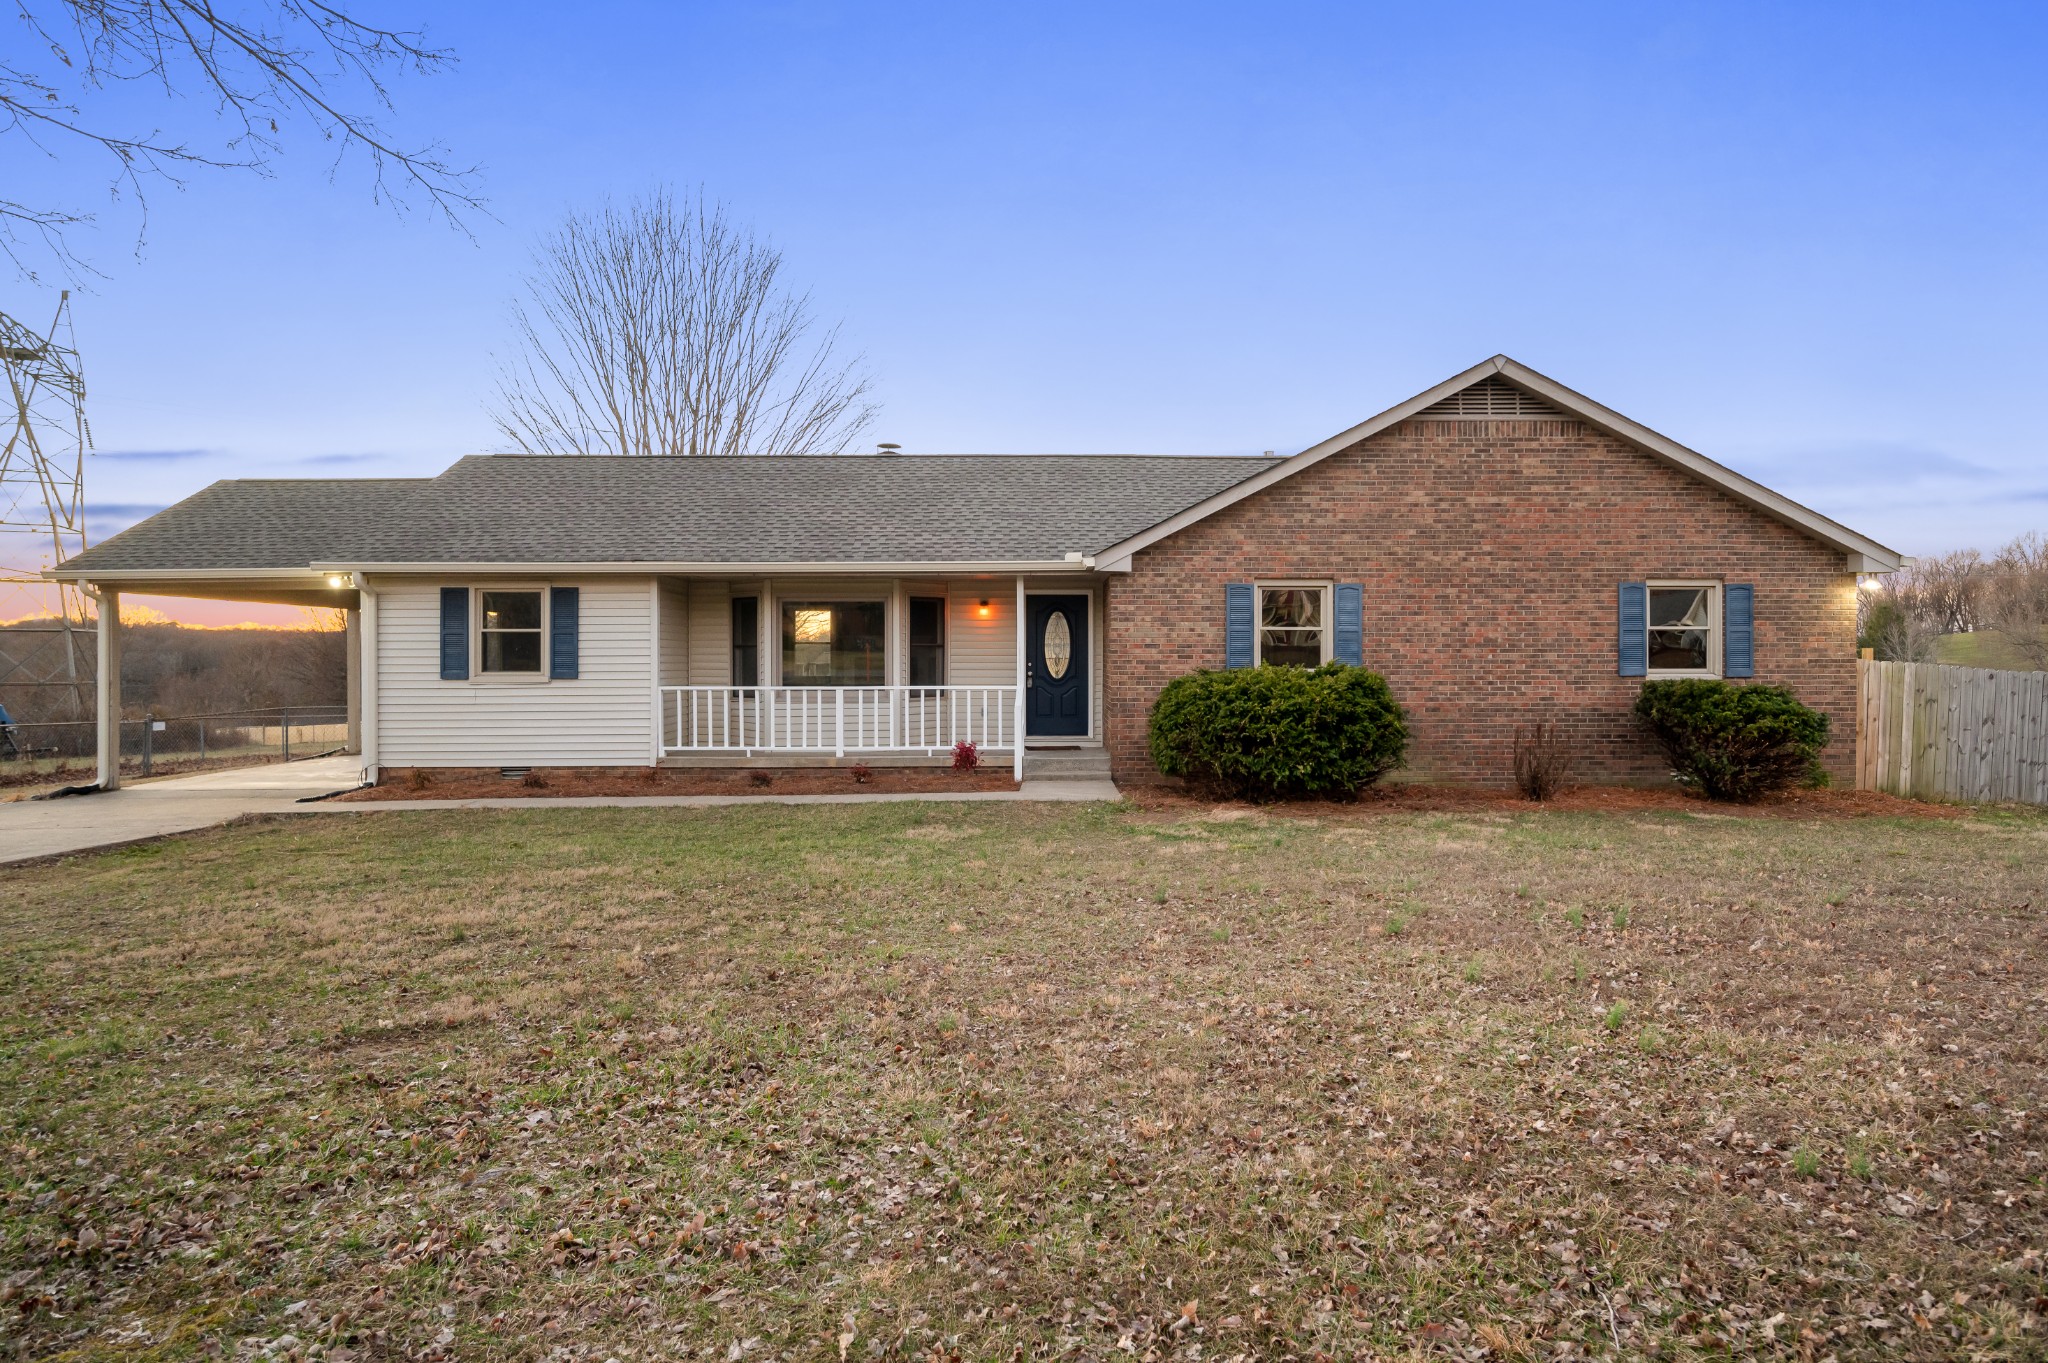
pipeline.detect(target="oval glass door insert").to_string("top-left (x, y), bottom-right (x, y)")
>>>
top-left (1043, 611), bottom-right (1072, 680)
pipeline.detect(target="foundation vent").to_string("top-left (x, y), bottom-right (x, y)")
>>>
top-left (1414, 376), bottom-right (1565, 420)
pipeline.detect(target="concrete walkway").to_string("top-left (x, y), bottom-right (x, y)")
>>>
top-left (0, 756), bottom-right (363, 867)
top-left (1, 763), bottom-right (1119, 866)
top-left (302, 778), bottom-right (1121, 813)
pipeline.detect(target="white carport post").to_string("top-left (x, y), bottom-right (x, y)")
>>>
top-left (356, 575), bottom-right (380, 784)
top-left (1013, 575), bottom-right (1025, 782)
top-left (94, 586), bottom-right (121, 790)
top-left (345, 607), bottom-right (362, 754)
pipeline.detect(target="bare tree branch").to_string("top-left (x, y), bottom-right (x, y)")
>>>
top-left (490, 189), bottom-right (878, 456)
top-left (1861, 537), bottom-right (2048, 670)
top-left (4, 0), bottom-right (480, 279)
top-left (1983, 532), bottom-right (2048, 671)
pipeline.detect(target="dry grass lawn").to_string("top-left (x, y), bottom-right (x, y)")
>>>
top-left (2, 799), bottom-right (2046, 1361)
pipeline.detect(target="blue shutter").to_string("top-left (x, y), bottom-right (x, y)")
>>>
top-left (1617, 581), bottom-right (1647, 677)
top-left (1332, 583), bottom-right (1363, 666)
top-left (550, 586), bottom-right (580, 680)
top-left (439, 587), bottom-right (469, 680)
top-left (1723, 583), bottom-right (1754, 678)
top-left (1224, 583), bottom-right (1254, 668)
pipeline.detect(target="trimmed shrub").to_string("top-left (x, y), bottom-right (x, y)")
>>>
top-left (1633, 679), bottom-right (1830, 802)
top-left (1148, 663), bottom-right (1407, 801)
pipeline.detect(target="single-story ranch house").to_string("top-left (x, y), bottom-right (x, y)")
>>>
top-left (52, 356), bottom-right (1903, 790)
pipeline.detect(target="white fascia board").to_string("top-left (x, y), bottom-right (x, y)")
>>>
top-left (1091, 357), bottom-right (1508, 566)
top-left (307, 559), bottom-right (1094, 576)
top-left (45, 566), bottom-right (330, 583)
top-left (1093, 354), bottom-right (1905, 573)
top-left (1490, 358), bottom-right (1904, 571)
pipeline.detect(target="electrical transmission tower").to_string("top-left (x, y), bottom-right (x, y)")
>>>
top-left (0, 292), bottom-right (94, 723)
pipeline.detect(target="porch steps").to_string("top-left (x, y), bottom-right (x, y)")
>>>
top-left (1023, 748), bottom-right (1114, 780)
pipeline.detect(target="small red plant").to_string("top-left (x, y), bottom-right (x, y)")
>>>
top-left (951, 740), bottom-right (980, 772)
top-left (848, 762), bottom-right (874, 784)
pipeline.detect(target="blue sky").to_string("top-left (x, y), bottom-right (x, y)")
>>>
top-left (9, 1), bottom-right (2047, 620)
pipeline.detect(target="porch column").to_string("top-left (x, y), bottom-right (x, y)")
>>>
top-left (1014, 575), bottom-right (1025, 782)
top-left (344, 607), bottom-right (362, 754)
top-left (95, 587), bottom-right (122, 790)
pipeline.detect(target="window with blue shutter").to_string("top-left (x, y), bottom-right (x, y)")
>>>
top-left (1617, 582), bottom-right (1647, 677)
top-left (1224, 583), bottom-right (1254, 668)
top-left (439, 587), bottom-right (469, 680)
top-left (549, 586), bottom-right (580, 680)
top-left (1332, 583), bottom-right (1363, 666)
top-left (1723, 583), bottom-right (1754, 678)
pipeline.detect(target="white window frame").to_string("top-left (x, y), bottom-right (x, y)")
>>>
top-left (471, 584), bottom-right (551, 685)
top-left (776, 594), bottom-right (891, 688)
top-left (1253, 581), bottom-right (1332, 667)
top-left (1644, 580), bottom-right (1722, 679)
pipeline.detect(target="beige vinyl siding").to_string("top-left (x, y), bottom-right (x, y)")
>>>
top-left (948, 590), bottom-right (1014, 689)
top-left (658, 580), bottom-right (690, 687)
top-left (376, 576), bottom-right (654, 766)
top-left (686, 580), bottom-right (733, 686)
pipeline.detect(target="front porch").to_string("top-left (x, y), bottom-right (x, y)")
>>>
top-left (653, 573), bottom-right (1101, 774)
top-left (660, 685), bottom-right (1016, 758)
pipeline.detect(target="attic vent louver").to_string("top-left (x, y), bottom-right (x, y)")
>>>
top-left (1414, 375), bottom-right (1564, 420)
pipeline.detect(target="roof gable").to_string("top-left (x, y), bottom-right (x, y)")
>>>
top-left (1094, 356), bottom-right (1903, 572)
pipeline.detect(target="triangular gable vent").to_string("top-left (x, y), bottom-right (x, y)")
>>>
top-left (1413, 375), bottom-right (1565, 420)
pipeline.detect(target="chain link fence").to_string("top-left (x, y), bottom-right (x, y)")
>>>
top-left (0, 705), bottom-right (350, 788)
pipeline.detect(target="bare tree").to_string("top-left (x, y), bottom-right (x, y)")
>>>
top-left (490, 190), bottom-right (877, 456)
top-left (1982, 532), bottom-right (2048, 671)
top-left (1858, 548), bottom-right (1987, 661)
top-left (4, 1), bottom-right (478, 279)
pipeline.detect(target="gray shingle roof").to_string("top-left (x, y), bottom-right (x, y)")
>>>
top-left (56, 454), bottom-right (1273, 573)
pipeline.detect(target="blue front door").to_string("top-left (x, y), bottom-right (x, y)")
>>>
top-left (1026, 595), bottom-right (1089, 737)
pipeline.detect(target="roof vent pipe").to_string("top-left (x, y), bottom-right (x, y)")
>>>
top-left (875, 442), bottom-right (901, 456)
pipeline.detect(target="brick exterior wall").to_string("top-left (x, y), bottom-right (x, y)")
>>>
top-left (1105, 418), bottom-right (1861, 786)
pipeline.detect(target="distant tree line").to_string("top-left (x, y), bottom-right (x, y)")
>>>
top-left (0, 617), bottom-right (345, 724)
top-left (1859, 532), bottom-right (2048, 670)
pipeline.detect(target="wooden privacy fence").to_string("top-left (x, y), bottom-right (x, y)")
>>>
top-left (1857, 659), bottom-right (2048, 804)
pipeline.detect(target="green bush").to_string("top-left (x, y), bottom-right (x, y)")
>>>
top-left (1148, 664), bottom-right (1407, 801)
top-left (1632, 679), bottom-right (1830, 802)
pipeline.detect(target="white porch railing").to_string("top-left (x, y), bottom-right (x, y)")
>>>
top-left (661, 685), bottom-right (1017, 756)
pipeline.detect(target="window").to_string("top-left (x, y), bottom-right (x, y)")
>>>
top-left (1647, 582), bottom-right (1720, 675)
top-left (479, 590), bottom-right (543, 673)
top-left (909, 597), bottom-right (946, 686)
top-left (731, 596), bottom-right (759, 686)
top-left (1256, 585), bottom-right (1327, 667)
top-left (781, 600), bottom-right (885, 686)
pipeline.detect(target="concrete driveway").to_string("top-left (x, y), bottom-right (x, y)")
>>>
top-left (0, 756), bottom-right (362, 868)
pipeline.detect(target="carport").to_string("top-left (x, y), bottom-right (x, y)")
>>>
top-left (41, 567), bottom-right (363, 790)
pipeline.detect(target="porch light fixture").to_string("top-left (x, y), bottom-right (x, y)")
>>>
top-left (977, 599), bottom-right (992, 617)
top-left (327, 574), bottom-right (345, 588)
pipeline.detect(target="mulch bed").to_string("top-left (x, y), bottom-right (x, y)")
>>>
top-left (339, 765), bottom-right (1020, 801)
top-left (1124, 779), bottom-right (1968, 820)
